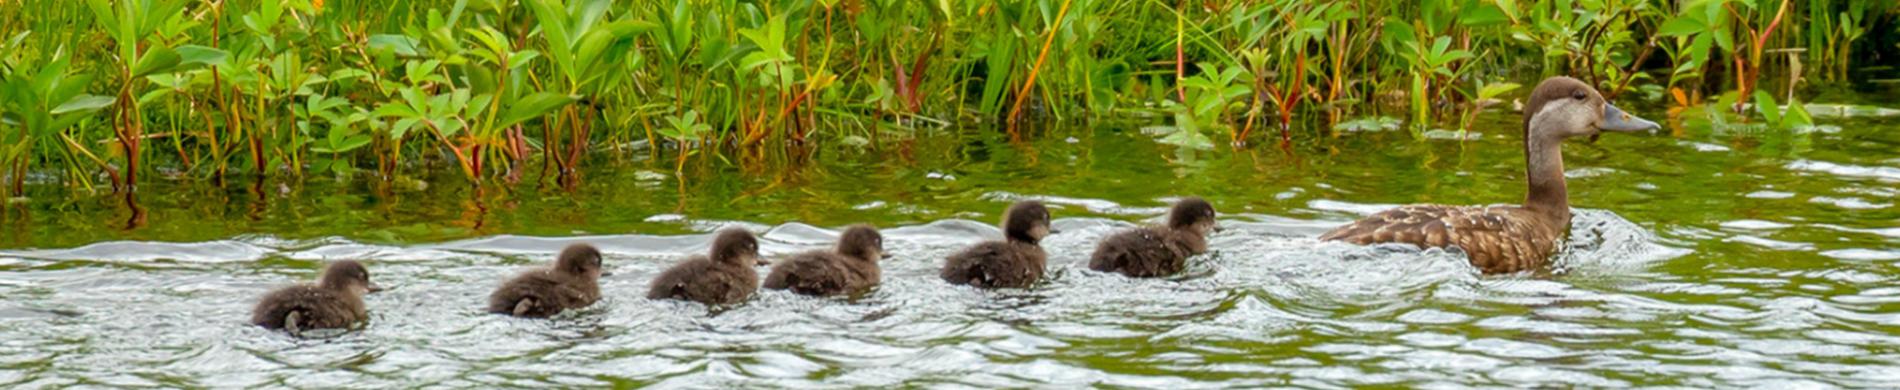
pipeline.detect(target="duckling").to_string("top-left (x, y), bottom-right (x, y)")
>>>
top-left (252, 260), bottom-right (381, 335)
top-left (941, 201), bottom-right (1056, 288)
top-left (646, 228), bottom-right (763, 305)
top-left (1320, 76), bottom-right (1660, 273)
top-left (487, 243), bottom-right (605, 318)
top-left (1089, 197), bottom-right (1218, 277)
top-left (763, 225), bottom-right (888, 296)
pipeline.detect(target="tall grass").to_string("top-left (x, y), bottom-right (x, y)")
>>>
top-left (0, 0), bottom-right (1894, 195)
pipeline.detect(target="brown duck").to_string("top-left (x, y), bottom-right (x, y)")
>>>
top-left (646, 228), bottom-right (764, 305)
top-left (1089, 197), bottom-right (1219, 277)
top-left (252, 260), bottom-right (382, 335)
top-left (1320, 76), bottom-right (1659, 273)
top-left (763, 225), bottom-right (888, 296)
top-left (941, 201), bottom-right (1056, 288)
top-left (488, 243), bottom-right (606, 318)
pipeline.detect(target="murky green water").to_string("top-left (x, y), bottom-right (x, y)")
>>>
top-left (2, 101), bottom-right (1898, 387)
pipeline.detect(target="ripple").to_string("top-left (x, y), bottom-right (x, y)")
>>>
top-left (0, 213), bottom-right (1892, 388)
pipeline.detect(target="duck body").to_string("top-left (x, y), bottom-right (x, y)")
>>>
top-left (1318, 204), bottom-right (1560, 274)
top-left (647, 228), bottom-right (763, 305)
top-left (763, 251), bottom-right (880, 295)
top-left (942, 201), bottom-right (1055, 288)
top-left (251, 285), bottom-right (367, 331)
top-left (942, 241), bottom-right (1047, 288)
top-left (488, 244), bottom-right (604, 318)
top-left (252, 260), bottom-right (378, 334)
top-left (1319, 76), bottom-right (1657, 273)
top-left (1089, 197), bottom-right (1218, 277)
top-left (764, 225), bottom-right (887, 296)
top-left (1089, 227), bottom-right (1205, 277)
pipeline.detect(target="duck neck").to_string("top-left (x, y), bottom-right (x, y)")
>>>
top-left (1523, 129), bottom-right (1571, 225)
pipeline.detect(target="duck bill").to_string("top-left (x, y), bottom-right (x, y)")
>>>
top-left (366, 283), bottom-right (385, 293)
top-left (1599, 103), bottom-right (1659, 132)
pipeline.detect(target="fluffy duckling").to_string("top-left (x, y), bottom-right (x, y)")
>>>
top-left (1089, 197), bottom-right (1218, 277)
top-left (763, 225), bottom-right (888, 296)
top-left (646, 228), bottom-right (763, 305)
top-left (252, 260), bottom-right (381, 335)
top-left (941, 201), bottom-right (1056, 288)
top-left (487, 243), bottom-right (606, 318)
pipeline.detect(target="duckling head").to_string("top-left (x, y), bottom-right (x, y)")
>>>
top-left (709, 228), bottom-right (762, 266)
top-left (1167, 197), bottom-right (1219, 236)
top-left (1002, 201), bottom-right (1055, 244)
top-left (556, 243), bottom-right (605, 279)
top-left (319, 260), bottom-right (380, 296)
top-left (1523, 76), bottom-right (1659, 140)
top-left (837, 225), bottom-right (888, 262)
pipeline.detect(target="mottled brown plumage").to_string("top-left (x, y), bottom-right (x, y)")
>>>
top-left (252, 260), bottom-right (380, 334)
top-left (942, 201), bottom-right (1055, 288)
top-left (1089, 197), bottom-right (1218, 277)
top-left (647, 228), bottom-right (763, 305)
top-left (1320, 77), bottom-right (1658, 273)
top-left (763, 225), bottom-right (886, 296)
top-left (488, 243), bottom-right (605, 318)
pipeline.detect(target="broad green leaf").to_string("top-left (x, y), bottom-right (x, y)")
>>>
top-left (1657, 16), bottom-right (1708, 37)
top-left (495, 92), bottom-right (577, 129)
top-left (131, 46), bottom-right (181, 77)
top-left (1753, 91), bottom-right (1781, 125)
top-left (51, 94), bottom-right (115, 114)
top-left (176, 45), bottom-right (229, 67)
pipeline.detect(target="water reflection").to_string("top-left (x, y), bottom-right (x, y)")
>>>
top-left (0, 105), bottom-right (1898, 386)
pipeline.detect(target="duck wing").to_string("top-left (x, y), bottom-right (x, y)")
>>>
top-left (1321, 205), bottom-right (1558, 273)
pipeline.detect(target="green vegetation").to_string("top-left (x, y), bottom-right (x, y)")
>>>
top-left (0, 0), bottom-right (1895, 194)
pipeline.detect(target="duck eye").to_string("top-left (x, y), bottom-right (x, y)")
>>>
top-left (1572, 91), bottom-right (1587, 101)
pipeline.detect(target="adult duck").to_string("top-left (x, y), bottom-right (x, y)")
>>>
top-left (1319, 76), bottom-right (1658, 273)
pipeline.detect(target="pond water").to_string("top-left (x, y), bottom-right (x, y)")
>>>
top-left (1, 101), bottom-right (1898, 387)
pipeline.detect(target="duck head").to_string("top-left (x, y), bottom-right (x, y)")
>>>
top-left (709, 228), bottom-right (763, 267)
top-left (1002, 201), bottom-right (1055, 244)
top-left (837, 225), bottom-right (889, 262)
top-left (1523, 76), bottom-right (1659, 139)
top-left (319, 260), bottom-right (381, 296)
top-left (556, 243), bottom-right (606, 279)
top-left (1167, 197), bottom-right (1219, 236)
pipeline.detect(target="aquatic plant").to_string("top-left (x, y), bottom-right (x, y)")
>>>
top-left (0, 0), bottom-right (1893, 191)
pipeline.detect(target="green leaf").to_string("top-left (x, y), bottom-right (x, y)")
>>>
top-left (1784, 97), bottom-right (1813, 129)
top-left (1477, 82), bottom-right (1520, 100)
top-left (131, 46), bottom-right (181, 77)
top-left (51, 94), bottom-right (116, 114)
top-left (369, 34), bottom-right (424, 57)
top-left (1753, 90), bottom-right (1781, 125)
top-left (176, 45), bottom-right (229, 67)
top-left (495, 92), bottom-right (577, 129)
top-left (1657, 16), bottom-right (1708, 37)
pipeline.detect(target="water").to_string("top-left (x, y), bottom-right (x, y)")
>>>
top-left (2, 103), bottom-right (1898, 387)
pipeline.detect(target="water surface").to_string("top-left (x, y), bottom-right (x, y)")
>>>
top-left (2, 104), bottom-right (1898, 387)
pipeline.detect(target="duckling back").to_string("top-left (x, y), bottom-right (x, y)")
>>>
top-left (941, 241), bottom-right (1046, 288)
top-left (763, 251), bottom-right (878, 296)
top-left (646, 256), bottom-right (758, 305)
top-left (252, 284), bottom-right (367, 331)
top-left (1088, 226), bottom-right (1206, 277)
top-left (487, 269), bottom-right (601, 318)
